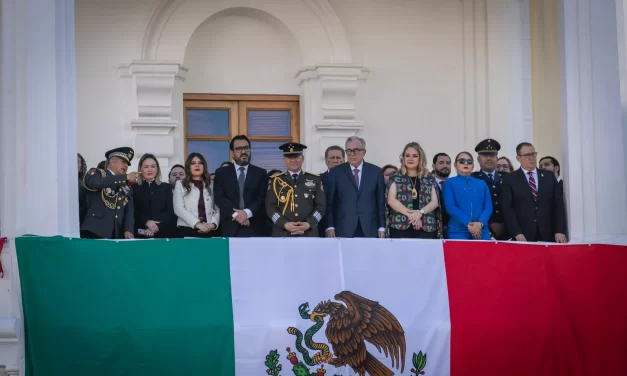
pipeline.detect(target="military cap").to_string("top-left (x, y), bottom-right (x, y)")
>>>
top-left (279, 142), bottom-right (307, 158)
top-left (105, 147), bottom-right (134, 166)
top-left (475, 139), bottom-right (501, 155)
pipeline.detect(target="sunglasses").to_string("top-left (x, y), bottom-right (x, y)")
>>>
top-left (456, 158), bottom-right (474, 165)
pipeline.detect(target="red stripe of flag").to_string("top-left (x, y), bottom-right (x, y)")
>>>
top-left (444, 241), bottom-right (627, 376)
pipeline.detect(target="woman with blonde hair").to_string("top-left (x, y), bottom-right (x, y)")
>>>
top-left (173, 153), bottom-right (220, 238)
top-left (133, 153), bottom-right (175, 238)
top-left (386, 142), bottom-right (442, 238)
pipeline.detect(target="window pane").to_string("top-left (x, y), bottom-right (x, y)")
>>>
top-left (187, 141), bottom-right (230, 174)
top-left (247, 110), bottom-right (291, 137)
top-left (251, 141), bottom-right (286, 172)
top-left (187, 109), bottom-right (229, 137)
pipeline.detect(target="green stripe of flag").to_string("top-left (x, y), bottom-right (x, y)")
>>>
top-left (16, 236), bottom-right (235, 376)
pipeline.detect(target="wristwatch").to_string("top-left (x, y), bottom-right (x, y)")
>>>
top-left (419, 209), bottom-right (425, 215)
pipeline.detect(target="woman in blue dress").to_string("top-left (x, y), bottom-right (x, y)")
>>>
top-left (442, 151), bottom-right (493, 240)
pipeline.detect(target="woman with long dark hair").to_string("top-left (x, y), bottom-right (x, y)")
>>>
top-left (173, 153), bottom-right (220, 238)
top-left (77, 153), bottom-right (88, 225)
top-left (386, 142), bottom-right (441, 239)
top-left (133, 153), bottom-right (175, 238)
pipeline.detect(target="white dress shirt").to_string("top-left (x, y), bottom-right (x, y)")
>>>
top-left (522, 168), bottom-right (539, 190)
top-left (482, 170), bottom-right (496, 181)
top-left (232, 162), bottom-right (253, 219)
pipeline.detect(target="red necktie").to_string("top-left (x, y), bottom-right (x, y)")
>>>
top-left (528, 171), bottom-right (538, 201)
top-left (353, 168), bottom-right (360, 187)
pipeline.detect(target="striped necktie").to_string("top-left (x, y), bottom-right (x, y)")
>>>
top-left (527, 171), bottom-right (538, 201)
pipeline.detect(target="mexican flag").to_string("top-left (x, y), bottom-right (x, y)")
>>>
top-left (15, 237), bottom-right (627, 376)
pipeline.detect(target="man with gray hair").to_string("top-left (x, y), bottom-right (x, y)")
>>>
top-left (325, 136), bottom-right (386, 238)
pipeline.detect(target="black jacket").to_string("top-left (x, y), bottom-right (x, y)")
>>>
top-left (132, 181), bottom-right (175, 238)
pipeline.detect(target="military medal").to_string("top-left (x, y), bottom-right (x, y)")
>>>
top-left (304, 193), bottom-right (309, 198)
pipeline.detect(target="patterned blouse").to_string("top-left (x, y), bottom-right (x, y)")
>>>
top-left (386, 171), bottom-right (442, 237)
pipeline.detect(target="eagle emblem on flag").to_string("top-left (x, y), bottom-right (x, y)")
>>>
top-left (264, 291), bottom-right (428, 376)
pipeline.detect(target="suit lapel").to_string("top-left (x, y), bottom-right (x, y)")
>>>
top-left (242, 166), bottom-right (254, 193)
top-left (517, 168), bottom-right (535, 201)
top-left (537, 170), bottom-right (548, 202)
top-left (229, 166), bottom-right (240, 196)
top-left (344, 164), bottom-right (358, 190)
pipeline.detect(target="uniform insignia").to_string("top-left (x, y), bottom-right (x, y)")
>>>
top-left (304, 193), bottom-right (309, 198)
top-left (105, 188), bottom-right (112, 194)
top-left (90, 171), bottom-right (95, 175)
top-left (280, 196), bottom-right (286, 202)
top-left (305, 180), bottom-right (315, 188)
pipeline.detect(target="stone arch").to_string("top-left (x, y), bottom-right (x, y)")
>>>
top-left (141, 0), bottom-right (352, 64)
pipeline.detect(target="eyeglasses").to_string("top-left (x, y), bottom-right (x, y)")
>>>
top-left (518, 152), bottom-right (538, 159)
top-left (234, 146), bottom-right (250, 153)
top-left (456, 158), bottom-right (474, 165)
top-left (345, 148), bottom-right (364, 155)
top-left (496, 164), bottom-right (510, 170)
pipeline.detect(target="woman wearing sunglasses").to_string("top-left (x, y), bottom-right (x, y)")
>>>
top-left (442, 152), bottom-right (493, 240)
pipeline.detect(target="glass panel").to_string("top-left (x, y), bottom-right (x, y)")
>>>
top-left (187, 141), bottom-right (230, 174)
top-left (187, 109), bottom-right (229, 137)
top-left (247, 110), bottom-right (291, 137)
top-left (250, 141), bottom-right (287, 172)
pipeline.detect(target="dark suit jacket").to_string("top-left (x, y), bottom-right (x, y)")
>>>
top-left (78, 182), bottom-right (88, 226)
top-left (213, 163), bottom-right (268, 237)
top-left (501, 168), bottom-right (566, 242)
top-left (132, 181), bottom-right (175, 238)
top-left (318, 171), bottom-right (330, 237)
top-left (326, 162), bottom-right (386, 238)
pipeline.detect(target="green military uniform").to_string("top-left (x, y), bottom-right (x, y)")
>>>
top-left (80, 147), bottom-right (135, 239)
top-left (265, 142), bottom-right (326, 237)
top-left (266, 171), bottom-right (326, 237)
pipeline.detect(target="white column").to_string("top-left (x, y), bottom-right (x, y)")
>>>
top-left (296, 64), bottom-right (368, 173)
top-left (560, 0), bottom-right (627, 244)
top-left (118, 61), bottom-right (188, 176)
top-left (0, 0), bottom-right (77, 371)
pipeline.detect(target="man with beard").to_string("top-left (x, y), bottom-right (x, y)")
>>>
top-left (213, 135), bottom-right (269, 237)
top-left (431, 153), bottom-right (451, 233)
top-left (471, 139), bottom-right (507, 239)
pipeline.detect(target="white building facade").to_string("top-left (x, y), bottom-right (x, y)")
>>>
top-left (1, 0), bottom-right (627, 372)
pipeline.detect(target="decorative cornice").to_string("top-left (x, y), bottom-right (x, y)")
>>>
top-left (0, 318), bottom-right (20, 342)
top-left (296, 64), bottom-right (369, 83)
top-left (118, 61), bottom-right (188, 81)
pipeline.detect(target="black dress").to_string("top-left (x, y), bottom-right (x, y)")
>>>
top-left (132, 181), bottom-right (175, 238)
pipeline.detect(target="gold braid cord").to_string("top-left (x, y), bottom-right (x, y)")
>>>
top-left (273, 176), bottom-right (294, 215)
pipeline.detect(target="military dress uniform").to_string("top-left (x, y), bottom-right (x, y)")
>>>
top-left (471, 139), bottom-right (507, 240)
top-left (81, 147), bottom-right (135, 239)
top-left (265, 143), bottom-right (326, 237)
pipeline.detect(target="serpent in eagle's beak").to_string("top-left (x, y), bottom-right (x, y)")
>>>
top-left (309, 312), bottom-right (327, 321)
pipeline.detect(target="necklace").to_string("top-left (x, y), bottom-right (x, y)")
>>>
top-left (409, 176), bottom-right (418, 199)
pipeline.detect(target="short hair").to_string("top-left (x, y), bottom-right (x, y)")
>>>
top-left (230, 135), bottom-right (251, 151)
top-left (169, 164), bottom-right (184, 175)
top-left (516, 142), bottom-right (534, 156)
top-left (267, 169), bottom-right (282, 177)
top-left (432, 153), bottom-right (450, 165)
top-left (345, 136), bottom-right (366, 149)
top-left (540, 156), bottom-right (561, 176)
top-left (97, 160), bottom-right (106, 170)
top-left (381, 164), bottom-right (398, 173)
top-left (137, 153), bottom-right (162, 184)
top-left (324, 145), bottom-right (345, 160)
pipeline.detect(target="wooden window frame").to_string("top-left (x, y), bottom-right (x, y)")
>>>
top-left (183, 94), bottom-right (300, 158)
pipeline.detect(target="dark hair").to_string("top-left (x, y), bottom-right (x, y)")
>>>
top-left (324, 145), bottom-right (345, 160)
top-left (540, 156), bottom-right (560, 176)
top-left (77, 153), bottom-right (87, 180)
top-left (230, 135), bottom-right (251, 151)
top-left (169, 164), bottom-right (184, 176)
top-left (97, 160), bottom-right (106, 170)
top-left (138, 153), bottom-right (162, 184)
top-left (432, 153), bottom-right (450, 165)
top-left (454, 151), bottom-right (474, 163)
top-left (220, 161), bottom-right (231, 168)
top-left (182, 153), bottom-right (212, 195)
top-left (381, 164), bottom-right (398, 174)
top-left (498, 156), bottom-right (515, 171)
top-left (516, 142), bottom-right (534, 156)
top-left (267, 169), bottom-right (282, 177)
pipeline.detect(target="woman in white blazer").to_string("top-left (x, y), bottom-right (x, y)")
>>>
top-left (173, 153), bottom-right (220, 238)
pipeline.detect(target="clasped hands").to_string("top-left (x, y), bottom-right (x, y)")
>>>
top-left (143, 220), bottom-right (160, 237)
top-left (284, 222), bottom-right (311, 235)
top-left (467, 222), bottom-right (483, 239)
top-left (232, 209), bottom-right (250, 226)
top-left (195, 221), bottom-right (216, 233)
top-left (406, 209), bottom-right (423, 230)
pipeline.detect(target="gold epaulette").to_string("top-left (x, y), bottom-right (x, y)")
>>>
top-left (272, 175), bottom-right (294, 215)
top-left (271, 172), bottom-right (284, 178)
top-left (82, 168), bottom-right (105, 192)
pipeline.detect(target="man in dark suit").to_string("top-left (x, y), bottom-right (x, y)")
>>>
top-left (471, 139), bottom-right (508, 240)
top-left (213, 135), bottom-right (268, 237)
top-left (81, 147), bottom-right (137, 239)
top-left (539, 156), bottom-right (563, 189)
top-left (431, 152), bottom-right (451, 234)
top-left (319, 145), bottom-right (345, 237)
top-left (325, 136), bottom-right (386, 238)
top-left (501, 142), bottom-right (567, 243)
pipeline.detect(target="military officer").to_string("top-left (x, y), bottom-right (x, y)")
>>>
top-left (81, 147), bottom-right (139, 239)
top-left (266, 142), bottom-right (326, 237)
top-left (471, 139), bottom-right (508, 240)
